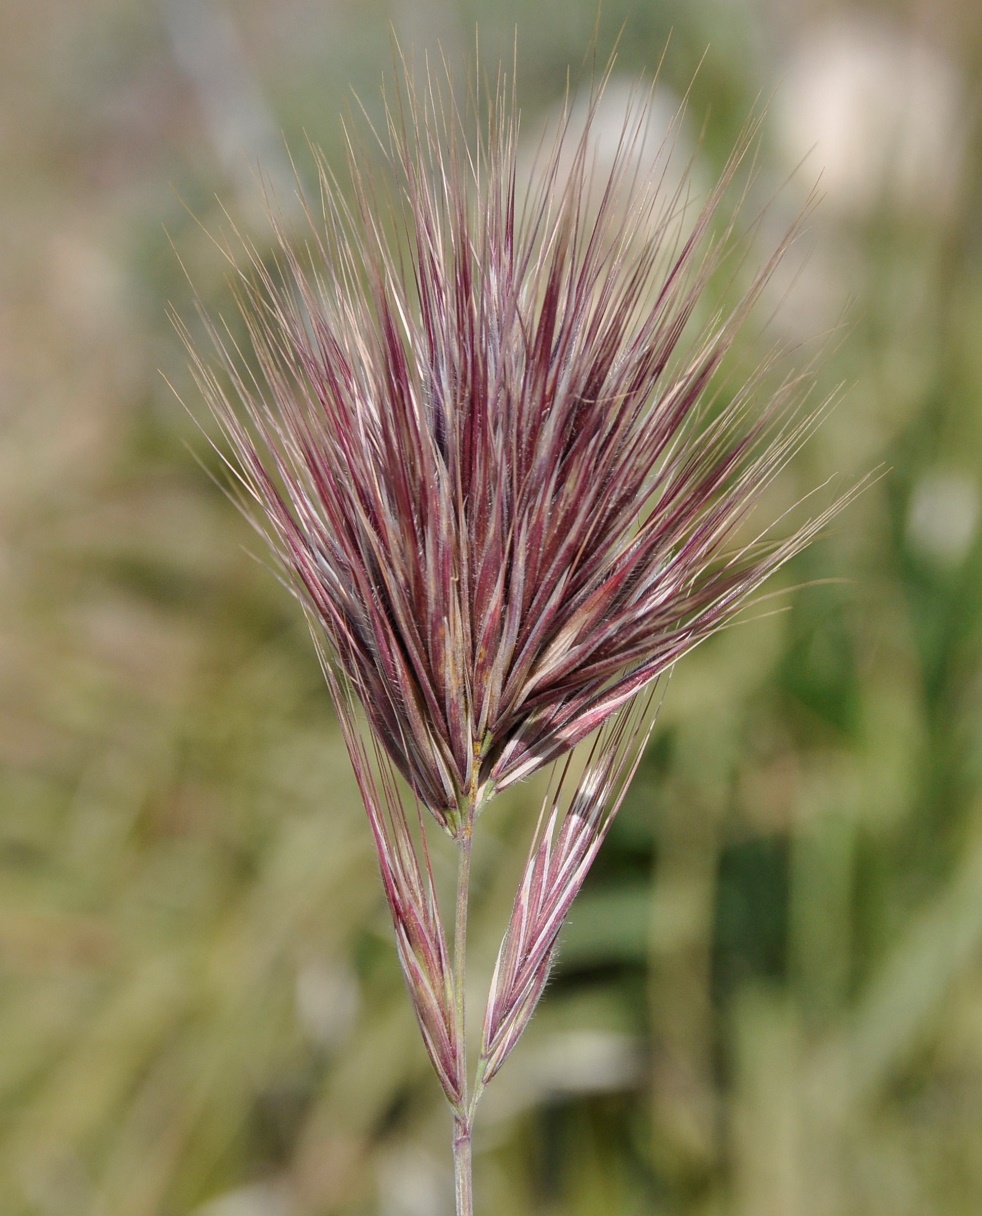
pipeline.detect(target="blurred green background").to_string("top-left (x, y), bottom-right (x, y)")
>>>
top-left (2, 0), bottom-right (982, 1213)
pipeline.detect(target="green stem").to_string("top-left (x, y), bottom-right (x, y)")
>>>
top-left (453, 1110), bottom-right (473, 1216)
top-left (453, 821), bottom-right (473, 1075)
top-left (452, 810), bottom-right (474, 1216)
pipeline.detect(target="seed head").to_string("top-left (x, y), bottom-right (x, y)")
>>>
top-left (187, 62), bottom-right (843, 837)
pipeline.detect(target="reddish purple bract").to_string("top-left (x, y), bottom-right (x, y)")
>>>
top-left (184, 58), bottom-right (851, 1209)
top-left (190, 67), bottom-right (835, 835)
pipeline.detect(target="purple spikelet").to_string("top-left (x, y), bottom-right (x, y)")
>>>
top-left (480, 692), bottom-right (657, 1086)
top-left (188, 65), bottom-right (840, 834)
top-left (182, 55), bottom-right (856, 1210)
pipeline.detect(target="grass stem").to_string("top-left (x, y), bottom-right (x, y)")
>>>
top-left (452, 805), bottom-right (475, 1214)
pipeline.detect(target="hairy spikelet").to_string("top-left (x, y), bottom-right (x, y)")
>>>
top-left (185, 62), bottom-right (846, 838)
top-left (480, 689), bottom-right (658, 1084)
top-left (179, 60), bottom-right (866, 1204)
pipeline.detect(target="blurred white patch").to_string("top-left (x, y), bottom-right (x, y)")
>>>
top-left (907, 471), bottom-right (979, 566)
top-left (484, 1028), bottom-right (643, 1125)
top-left (295, 958), bottom-right (360, 1047)
top-left (376, 1146), bottom-right (452, 1216)
top-left (520, 77), bottom-right (706, 242)
top-left (774, 18), bottom-right (967, 219)
top-left (532, 1028), bottom-right (642, 1093)
top-left (194, 1180), bottom-right (294, 1216)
